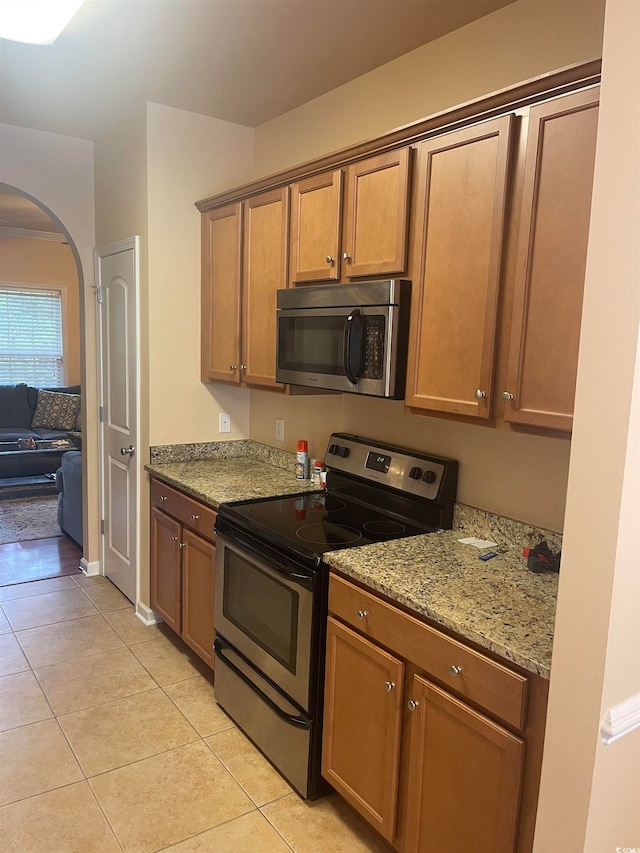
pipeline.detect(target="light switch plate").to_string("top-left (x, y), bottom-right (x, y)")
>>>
top-left (219, 413), bottom-right (231, 433)
top-left (275, 418), bottom-right (285, 442)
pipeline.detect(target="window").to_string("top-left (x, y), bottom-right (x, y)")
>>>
top-left (0, 285), bottom-right (65, 386)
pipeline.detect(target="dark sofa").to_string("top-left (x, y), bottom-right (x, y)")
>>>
top-left (0, 383), bottom-right (81, 479)
top-left (56, 451), bottom-right (83, 547)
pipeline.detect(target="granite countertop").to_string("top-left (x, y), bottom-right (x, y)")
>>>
top-left (324, 531), bottom-right (558, 679)
top-left (146, 457), bottom-right (318, 509)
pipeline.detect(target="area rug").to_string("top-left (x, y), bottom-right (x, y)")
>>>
top-left (0, 496), bottom-right (61, 545)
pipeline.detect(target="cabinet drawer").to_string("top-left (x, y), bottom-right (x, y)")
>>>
top-left (150, 479), bottom-right (217, 543)
top-left (329, 573), bottom-right (528, 730)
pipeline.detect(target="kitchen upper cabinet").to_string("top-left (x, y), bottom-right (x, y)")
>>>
top-left (342, 148), bottom-right (412, 278)
top-left (322, 616), bottom-right (404, 843)
top-left (405, 116), bottom-right (514, 418)
top-left (242, 188), bottom-right (289, 388)
top-left (502, 87), bottom-right (599, 431)
top-left (150, 479), bottom-right (217, 669)
top-left (201, 203), bottom-right (242, 384)
top-left (201, 189), bottom-right (288, 389)
top-left (404, 675), bottom-right (525, 853)
top-left (290, 170), bottom-right (343, 283)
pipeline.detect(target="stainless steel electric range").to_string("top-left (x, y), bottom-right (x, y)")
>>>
top-left (213, 433), bottom-right (458, 799)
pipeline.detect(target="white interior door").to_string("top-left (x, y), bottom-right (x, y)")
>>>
top-left (96, 238), bottom-right (139, 603)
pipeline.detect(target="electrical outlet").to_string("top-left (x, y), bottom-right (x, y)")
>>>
top-left (275, 418), bottom-right (285, 442)
top-left (219, 413), bottom-right (231, 433)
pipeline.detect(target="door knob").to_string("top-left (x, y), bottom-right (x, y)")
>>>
top-left (120, 445), bottom-right (135, 457)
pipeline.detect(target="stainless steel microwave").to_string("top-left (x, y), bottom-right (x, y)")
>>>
top-left (276, 279), bottom-right (411, 398)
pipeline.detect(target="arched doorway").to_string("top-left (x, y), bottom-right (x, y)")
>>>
top-left (0, 183), bottom-right (86, 583)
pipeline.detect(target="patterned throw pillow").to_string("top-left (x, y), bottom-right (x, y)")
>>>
top-left (74, 399), bottom-right (82, 431)
top-left (31, 390), bottom-right (81, 431)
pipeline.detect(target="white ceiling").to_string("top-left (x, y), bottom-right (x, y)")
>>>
top-left (0, 0), bottom-right (516, 142)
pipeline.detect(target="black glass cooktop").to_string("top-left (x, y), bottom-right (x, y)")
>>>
top-left (217, 490), bottom-right (437, 565)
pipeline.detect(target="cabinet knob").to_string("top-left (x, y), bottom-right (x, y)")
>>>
top-left (229, 365), bottom-right (237, 371)
top-left (356, 609), bottom-right (368, 620)
top-left (170, 535), bottom-right (179, 542)
top-left (191, 514), bottom-right (200, 521)
top-left (160, 495), bottom-right (168, 502)
top-left (475, 389), bottom-right (486, 400)
top-left (179, 542), bottom-right (186, 549)
top-left (384, 681), bottom-right (396, 692)
top-left (407, 699), bottom-right (420, 711)
top-left (449, 665), bottom-right (463, 677)
top-left (342, 252), bottom-right (351, 261)
top-left (240, 364), bottom-right (247, 371)
top-left (502, 391), bottom-right (514, 401)
top-left (325, 255), bottom-right (335, 264)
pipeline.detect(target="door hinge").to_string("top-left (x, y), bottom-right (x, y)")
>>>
top-left (100, 519), bottom-right (106, 535)
top-left (95, 284), bottom-right (104, 304)
top-left (99, 406), bottom-right (105, 422)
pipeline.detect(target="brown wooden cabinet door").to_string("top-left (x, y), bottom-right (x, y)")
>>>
top-left (290, 170), bottom-right (343, 283)
top-left (201, 203), bottom-right (242, 384)
top-left (181, 528), bottom-right (215, 668)
top-left (343, 148), bottom-right (411, 278)
top-left (404, 674), bottom-right (524, 853)
top-left (503, 88), bottom-right (599, 431)
top-left (322, 617), bottom-right (404, 842)
top-left (242, 188), bottom-right (289, 388)
top-left (406, 116), bottom-right (514, 418)
top-left (150, 506), bottom-right (182, 633)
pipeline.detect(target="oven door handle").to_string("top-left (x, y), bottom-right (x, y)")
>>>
top-left (215, 641), bottom-right (311, 730)
top-left (343, 308), bottom-right (365, 385)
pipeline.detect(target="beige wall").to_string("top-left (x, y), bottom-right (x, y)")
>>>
top-left (248, 0), bottom-right (605, 531)
top-left (253, 0), bottom-right (605, 177)
top-left (534, 0), bottom-right (640, 847)
top-left (146, 103), bottom-right (254, 447)
top-left (0, 122), bottom-right (96, 560)
top-left (0, 236), bottom-right (81, 385)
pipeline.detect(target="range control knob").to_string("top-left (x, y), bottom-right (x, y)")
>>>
top-left (328, 444), bottom-right (340, 455)
top-left (423, 470), bottom-right (436, 485)
top-left (409, 466), bottom-right (422, 480)
top-left (337, 446), bottom-right (350, 458)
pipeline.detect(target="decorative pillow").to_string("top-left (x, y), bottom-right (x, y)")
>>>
top-left (31, 390), bottom-right (81, 431)
top-left (74, 398), bottom-right (82, 432)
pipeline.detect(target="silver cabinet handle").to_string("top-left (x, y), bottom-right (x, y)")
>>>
top-left (191, 514), bottom-right (200, 521)
top-left (170, 535), bottom-right (179, 542)
top-left (407, 699), bottom-right (420, 711)
top-left (502, 391), bottom-right (514, 401)
top-left (120, 445), bottom-right (135, 457)
top-left (474, 389), bottom-right (486, 400)
top-left (229, 364), bottom-right (237, 371)
top-left (356, 609), bottom-right (368, 620)
top-left (449, 665), bottom-right (463, 677)
top-left (240, 364), bottom-right (247, 371)
top-left (325, 255), bottom-right (335, 264)
top-left (160, 495), bottom-right (168, 502)
top-left (179, 542), bottom-right (186, 549)
top-left (342, 252), bottom-right (351, 261)
top-left (384, 681), bottom-right (396, 692)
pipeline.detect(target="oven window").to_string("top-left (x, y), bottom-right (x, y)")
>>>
top-left (223, 550), bottom-right (299, 674)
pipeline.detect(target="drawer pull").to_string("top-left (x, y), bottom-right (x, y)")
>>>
top-left (407, 699), bottom-right (420, 711)
top-left (179, 542), bottom-right (186, 549)
top-left (160, 495), bottom-right (168, 502)
top-left (384, 681), bottom-right (396, 692)
top-left (191, 514), bottom-right (200, 520)
top-left (356, 609), bottom-right (368, 620)
top-left (170, 535), bottom-right (179, 542)
top-left (449, 665), bottom-right (464, 677)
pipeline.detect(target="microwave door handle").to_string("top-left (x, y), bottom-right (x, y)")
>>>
top-left (343, 309), bottom-right (365, 385)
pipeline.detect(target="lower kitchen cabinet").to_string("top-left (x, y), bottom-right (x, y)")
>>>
top-left (323, 572), bottom-right (547, 853)
top-left (150, 478), bottom-right (216, 669)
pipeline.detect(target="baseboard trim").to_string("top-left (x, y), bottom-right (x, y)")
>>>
top-left (136, 601), bottom-right (163, 626)
top-left (601, 693), bottom-right (640, 744)
top-left (79, 558), bottom-right (101, 577)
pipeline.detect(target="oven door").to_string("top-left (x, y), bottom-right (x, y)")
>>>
top-left (214, 532), bottom-right (314, 711)
top-left (276, 304), bottom-right (400, 396)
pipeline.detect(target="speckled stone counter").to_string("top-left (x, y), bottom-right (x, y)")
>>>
top-left (324, 531), bottom-right (558, 678)
top-left (145, 456), bottom-right (318, 509)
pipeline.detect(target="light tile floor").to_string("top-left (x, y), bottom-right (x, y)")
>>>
top-left (0, 574), bottom-right (389, 852)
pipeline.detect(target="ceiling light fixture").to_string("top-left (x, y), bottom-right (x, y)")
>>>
top-left (0, 0), bottom-right (85, 45)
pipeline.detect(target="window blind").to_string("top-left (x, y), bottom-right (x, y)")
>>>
top-left (0, 286), bottom-right (64, 386)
